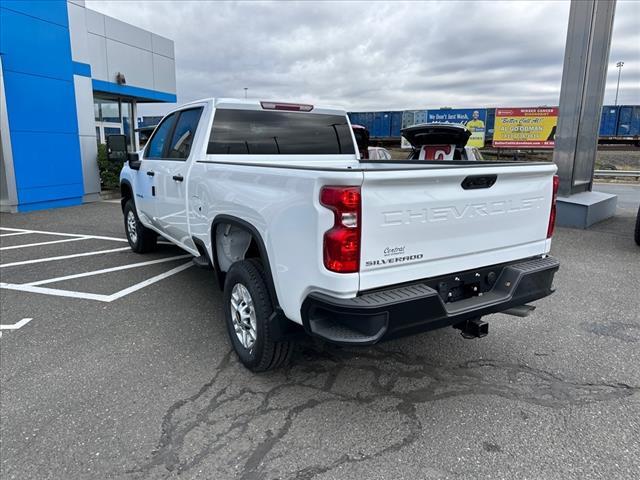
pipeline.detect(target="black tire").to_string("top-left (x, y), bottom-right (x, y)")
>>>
top-left (635, 206), bottom-right (640, 246)
top-left (223, 259), bottom-right (293, 371)
top-left (123, 199), bottom-right (157, 253)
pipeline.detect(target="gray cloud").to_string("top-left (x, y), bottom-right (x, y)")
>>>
top-left (86, 0), bottom-right (640, 115)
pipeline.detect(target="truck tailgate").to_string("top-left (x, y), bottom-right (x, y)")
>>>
top-left (359, 163), bottom-right (557, 291)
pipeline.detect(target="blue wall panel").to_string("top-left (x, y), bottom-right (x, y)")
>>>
top-left (72, 61), bottom-right (92, 77)
top-left (0, 7), bottom-right (73, 80)
top-left (1, 0), bottom-right (84, 211)
top-left (3, 71), bottom-right (79, 133)
top-left (1, 1), bottom-right (69, 27)
top-left (10, 132), bottom-right (83, 193)
top-left (92, 79), bottom-right (177, 103)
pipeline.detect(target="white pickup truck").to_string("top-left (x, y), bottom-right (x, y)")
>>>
top-left (116, 98), bottom-right (560, 371)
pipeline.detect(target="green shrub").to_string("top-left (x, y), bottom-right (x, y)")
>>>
top-left (97, 143), bottom-right (121, 190)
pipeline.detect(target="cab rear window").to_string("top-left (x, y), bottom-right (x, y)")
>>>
top-left (207, 109), bottom-right (355, 155)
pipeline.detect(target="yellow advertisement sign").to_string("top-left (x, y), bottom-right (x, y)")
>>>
top-left (493, 107), bottom-right (558, 148)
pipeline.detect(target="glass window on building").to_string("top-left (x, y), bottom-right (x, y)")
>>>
top-left (100, 100), bottom-right (120, 123)
top-left (94, 96), bottom-right (139, 152)
top-left (121, 101), bottom-right (135, 152)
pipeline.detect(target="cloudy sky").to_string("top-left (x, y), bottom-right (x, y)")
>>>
top-left (86, 0), bottom-right (639, 115)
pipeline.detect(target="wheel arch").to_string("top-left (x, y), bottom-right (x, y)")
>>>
top-left (120, 180), bottom-right (133, 212)
top-left (211, 214), bottom-right (280, 308)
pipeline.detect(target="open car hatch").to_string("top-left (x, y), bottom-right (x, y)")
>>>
top-left (401, 123), bottom-right (471, 148)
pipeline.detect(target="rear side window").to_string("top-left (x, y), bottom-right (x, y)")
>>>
top-left (167, 108), bottom-right (203, 159)
top-left (146, 112), bottom-right (177, 159)
top-left (207, 109), bottom-right (355, 155)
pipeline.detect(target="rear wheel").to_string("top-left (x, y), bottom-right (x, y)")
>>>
top-left (124, 200), bottom-right (157, 253)
top-left (223, 259), bottom-right (293, 371)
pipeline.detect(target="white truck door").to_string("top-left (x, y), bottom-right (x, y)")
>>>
top-left (136, 111), bottom-right (179, 227)
top-left (151, 107), bottom-right (203, 246)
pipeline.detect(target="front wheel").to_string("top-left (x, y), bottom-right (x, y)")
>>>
top-left (124, 200), bottom-right (157, 253)
top-left (223, 259), bottom-right (293, 371)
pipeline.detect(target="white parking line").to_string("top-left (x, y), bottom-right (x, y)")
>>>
top-left (0, 237), bottom-right (89, 251)
top-left (0, 283), bottom-right (112, 301)
top-left (0, 247), bottom-right (131, 268)
top-left (0, 262), bottom-right (193, 302)
top-left (0, 318), bottom-right (33, 330)
top-left (0, 227), bottom-right (128, 243)
top-left (27, 255), bottom-right (191, 286)
top-left (107, 262), bottom-right (193, 301)
top-left (0, 318), bottom-right (33, 338)
top-left (0, 231), bottom-right (34, 237)
top-left (0, 225), bottom-right (193, 303)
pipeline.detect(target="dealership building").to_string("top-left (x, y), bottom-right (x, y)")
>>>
top-left (0, 0), bottom-right (176, 212)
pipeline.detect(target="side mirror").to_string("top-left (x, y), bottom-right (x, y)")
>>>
top-left (127, 152), bottom-right (141, 170)
top-left (106, 134), bottom-right (127, 162)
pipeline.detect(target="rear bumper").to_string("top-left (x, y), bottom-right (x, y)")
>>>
top-left (301, 256), bottom-right (559, 345)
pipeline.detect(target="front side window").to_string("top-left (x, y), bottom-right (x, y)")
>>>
top-left (207, 109), bottom-right (355, 155)
top-left (145, 112), bottom-right (178, 159)
top-left (168, 108), bottom-right (203, 159)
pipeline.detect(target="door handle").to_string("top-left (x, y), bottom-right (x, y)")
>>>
top-left (146, 170), bottom-right (155, 177)
top-left (172, 174), bottom-right (184, 182)
top-left (461, 175), bottom-right (497, 190)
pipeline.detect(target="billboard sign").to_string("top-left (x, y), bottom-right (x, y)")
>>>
top-left (493, 107), bottom-right (558, 148)
top-left (426, 109), bottom-right (487, 148)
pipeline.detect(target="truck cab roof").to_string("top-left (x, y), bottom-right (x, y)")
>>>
top-left (178, 98), bottom-right (349, 117)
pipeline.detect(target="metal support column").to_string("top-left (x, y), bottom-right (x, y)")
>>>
top-left (553, 0), bottom-right (618, 227)
top-left (0, 56), bottom-right (19, 213)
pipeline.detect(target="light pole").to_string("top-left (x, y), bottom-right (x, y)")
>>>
top-left (244, 87), bottom-right (248, 99)
top-left (614, 61), bottom-right (624, 105)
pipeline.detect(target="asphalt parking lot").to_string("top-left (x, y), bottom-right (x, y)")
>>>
top-left (1, 188), bottom-right (639, 480)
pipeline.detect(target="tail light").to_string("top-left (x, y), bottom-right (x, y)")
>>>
top-left (320, 186), bottom-right (361, 273)
top-left (547, 175), bottom-right (560, 238)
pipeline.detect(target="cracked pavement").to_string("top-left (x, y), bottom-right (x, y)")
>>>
top-left (1, 193), bottom-right (639, 479)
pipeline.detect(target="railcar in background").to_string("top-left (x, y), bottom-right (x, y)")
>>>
top-left (349, 105), bottom-right (639, 146)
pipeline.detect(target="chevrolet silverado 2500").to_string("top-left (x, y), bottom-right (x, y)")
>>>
top-left (118, 98), bottom-right (560, 371)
